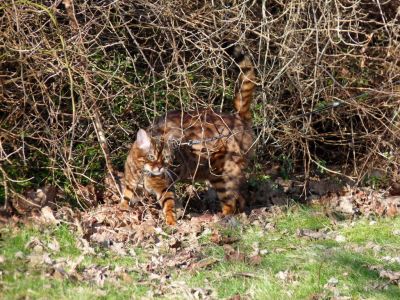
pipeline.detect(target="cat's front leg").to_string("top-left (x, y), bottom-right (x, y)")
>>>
top-left (120, 186), bottom-right (131, 210)
top-left (144, 176), bottom-right (176, 226)
top-left (120, 184), bottom-right (134, 210)
top-left (160, 190), bottom-right (177, 226)
top-left (120, 183), bottom-right (143, 210)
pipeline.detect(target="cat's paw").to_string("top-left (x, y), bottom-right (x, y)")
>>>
top-left (165, 214), bottom-right (177, 226)
top-left (222, 203), bottom-right (236, 215)
top-left (119, 200), bottom-right (130, 211)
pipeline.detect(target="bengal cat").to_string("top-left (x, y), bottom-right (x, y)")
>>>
top-left (121, 44), bottom-right (256, 225)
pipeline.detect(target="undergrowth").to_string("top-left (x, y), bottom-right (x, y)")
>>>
top-left (1, 205), bottom-right (400, 299)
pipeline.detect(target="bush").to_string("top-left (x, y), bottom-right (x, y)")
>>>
top-left (1, 0), bottom-right (399, 205)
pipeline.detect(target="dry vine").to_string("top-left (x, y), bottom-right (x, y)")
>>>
top-left (0, 0), bottom-right (399, 207)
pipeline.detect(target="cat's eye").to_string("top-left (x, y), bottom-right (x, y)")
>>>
top-left (147, 154), bottom-right (156, 161)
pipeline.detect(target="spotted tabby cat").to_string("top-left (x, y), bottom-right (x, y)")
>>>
top-left (121, 44), bottom-right (256, 225)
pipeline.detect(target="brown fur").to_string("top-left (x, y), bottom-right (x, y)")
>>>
top-left (122, 46), bottom-right (256, 225)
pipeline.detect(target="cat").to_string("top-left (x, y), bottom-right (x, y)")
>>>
top-left (121, 44), bottom-right (256, 225)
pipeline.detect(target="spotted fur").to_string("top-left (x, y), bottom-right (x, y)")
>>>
top-left (122, 45), bottom-right (256, 225)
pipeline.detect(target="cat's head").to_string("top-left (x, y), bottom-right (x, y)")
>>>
top-left (133, 129), bottom-right (171, 176)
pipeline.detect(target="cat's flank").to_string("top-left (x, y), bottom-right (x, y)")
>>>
top-left (122, 44), bottom-right (256, 225)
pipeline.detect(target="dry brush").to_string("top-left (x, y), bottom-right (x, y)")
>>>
top-left (1, 0), bottom-right (399, 207)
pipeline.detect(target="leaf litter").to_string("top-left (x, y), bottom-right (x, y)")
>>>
top-left (316, 186), bottom-right (400, 218)
top-left (368, 265), bottom-right (400, 287)
top-left (12, 196), bottom-right (269, 297)
top-left (2, 177), bottom-right (400, 298)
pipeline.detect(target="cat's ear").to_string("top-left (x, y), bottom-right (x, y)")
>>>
top-left (136, 129), bottom-right (151, 152)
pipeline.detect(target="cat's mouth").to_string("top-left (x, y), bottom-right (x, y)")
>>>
top-left (143, 167), bottom-right (165, 176)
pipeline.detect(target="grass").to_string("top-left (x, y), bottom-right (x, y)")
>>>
top-left (1, 206), bottom-right (400, 299)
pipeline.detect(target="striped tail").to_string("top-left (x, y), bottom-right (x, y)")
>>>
top-left (224, 43), bottom-right (256, 123)
top-left (234, 55), bottom-right (255, 123)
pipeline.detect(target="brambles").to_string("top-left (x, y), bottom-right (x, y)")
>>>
top-left (1, 1), bottom-right (399, 205)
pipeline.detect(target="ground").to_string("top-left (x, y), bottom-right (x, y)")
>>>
top-left (1, 194), bottom-right (400, 299)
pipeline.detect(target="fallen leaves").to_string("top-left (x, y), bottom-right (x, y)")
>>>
top-left (15, 238), bottom-right (141, 287)
top-left (189, 257), bottom-right (219, 271)
top-left (71, 201), bottom-right (270, 277)
top-left (3, 175), bottom-right (400, 300)
top-left (392, 229), bottom-right (400, 236)
top-left (222, 244), bottom-right (263, 266)
top-left (80, 204), bottom-right (158, 246)
top-left (296, 228), bottom-right (350, 246)
top-left (382, 255), bottom-right (400, 264)
top-left (210, 230), bottom-right (239, 245)
top-left (223, 244), bottom-right (246, 263)
top-left (318, 187), bottom-right (400, 217)
top-left (109, 242), bottom-right (128, 256)
top-left (378, 269), bottom-right (400, 284)
top-left (11, 185), bottom-right (59, 215)
top-left (369, 265), bottom-right (400, 286)
top-left (50, 267), bottom-right (67, 280)
top-left (152, 281), bottom-right (216, 299)
top-left (28, 252), bottom-right (53, 267)
top-left (248, 254), bottom-right (262, 266)
top-left (47, 239), bottom-right (60, 252)
top-left (296, 228), bottom-right (328, 240)
top-left (40, 206), bottom-right (59, 225)
top-left (335, 235), bottom-right (346, 243)
top-left (275, 269), bottom-right (298, 284)
top-left (76, 238), bottom-right (95, 255)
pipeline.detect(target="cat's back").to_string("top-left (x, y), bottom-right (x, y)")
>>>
top-left (149, 109), bottom-right (254, 154)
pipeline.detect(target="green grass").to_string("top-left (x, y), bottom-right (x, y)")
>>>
top-left (1, 206), bottom-right (400, 299)
top-left (0, 224), bottom-right (149, 299)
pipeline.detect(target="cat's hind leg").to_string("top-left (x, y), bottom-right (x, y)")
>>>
top-left (209, 156), bottom-right (246, 215)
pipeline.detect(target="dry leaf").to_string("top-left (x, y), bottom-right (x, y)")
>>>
top-left (379, 270), bottom-right (400, 283)
top-left (25, 237), bottom-right (44, 250)
top-left (41, 206), bottom-right (59, 225)
top-left (189, 257), bottom-right (219, 271)
top-left (296, 228), bottom-right (327, 239)
top-left (110, 242), bottom-right (127, 256)
top-left (223, 245), bottom-right (246, 263)
top-left (392, 229), bottom-right (400, 236)
top-left (51, 267), bottom-right (67, 280)
top-left (275, 269), bottom-right (297, 283)
top-left (211, 230), bottom-right (239, 245)
top-left (76, 238), bottom-right (95, 255)
top-left (169, 238), bottom-right (182, 249)
top-left (67, 255), bottom-right (85, 274)
top-left (248, 255), bottom-right (262, 266)
top-left (276, 270), bottom-right (290, 281)
top-left (120, 272), bottom-right (134, 283)
top-left (389, 182), bottom-right (400, 196)
top-left (28, 253), bottom-right (52, 266)
top-left (228, 294), bottom-right (242, 300)
top-left (337, 196), bottom-right (355, 214)
top-left (325, 277), bottom-right (339, 287)
top-left (335, 235), bottom-right (346, 243)
top-left (48, 239), bottom-right (60, 252)
top-left (387, 201), bottom-right (399, 217)
top-left (232, 272), bottom-right (260, 279)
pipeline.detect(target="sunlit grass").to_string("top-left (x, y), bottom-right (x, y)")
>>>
top-left (1, 206), bottom-right (400, 299)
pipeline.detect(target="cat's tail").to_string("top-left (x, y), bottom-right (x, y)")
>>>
top-left (224, 43), bottom-right (256, 124)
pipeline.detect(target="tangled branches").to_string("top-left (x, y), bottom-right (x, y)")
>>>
top-left (1, 0), bottom-right (399, 206)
